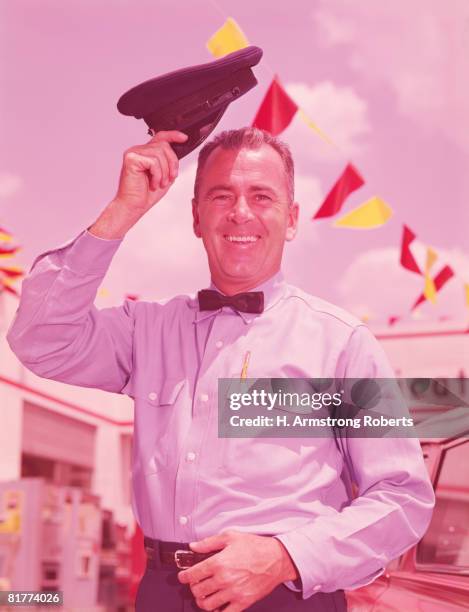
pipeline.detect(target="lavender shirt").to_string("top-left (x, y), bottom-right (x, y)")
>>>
top-left (7, 230), bottom-right (435, 599)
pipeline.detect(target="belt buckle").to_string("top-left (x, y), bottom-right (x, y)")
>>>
top-left (174, 549), bottom-right (193, 569)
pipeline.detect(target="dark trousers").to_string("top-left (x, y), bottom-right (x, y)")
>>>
top-left (135, 565), bottom-right (348, 611)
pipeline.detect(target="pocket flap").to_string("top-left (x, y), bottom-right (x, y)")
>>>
top-left (158, 378), bottom-right (185, 405)
top-left (129, 378), bottom-right (185, 405)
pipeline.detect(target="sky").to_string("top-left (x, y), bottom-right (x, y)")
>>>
top-left (1, 0), bottom-right (469, 326)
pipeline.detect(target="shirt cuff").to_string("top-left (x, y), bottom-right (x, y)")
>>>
top-left (275, 530), bottom-right (386, 598)
top-left (274, 533), bottom-right (323, 599)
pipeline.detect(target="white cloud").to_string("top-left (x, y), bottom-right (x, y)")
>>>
top-left (0, 173), bottom-right (22, 199)
top-left (283, 173), bottom-right (323, 287)
top-left (313, 9), bottom-right (355, 46)
top-left (100, 162), bottom-right (206, 303)
top-left (311, 0), bottom-right (469, 150)
top-left (283, 81), bottom-right (371, 161)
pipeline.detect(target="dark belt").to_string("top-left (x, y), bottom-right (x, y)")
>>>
top-left (144, 537), bottom-right (217, 570)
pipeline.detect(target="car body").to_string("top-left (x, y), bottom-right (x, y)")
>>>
top-left (347, 407), bottom-right (469, 611)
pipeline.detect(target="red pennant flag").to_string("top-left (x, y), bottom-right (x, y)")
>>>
top-left (125, 293), bottom-right (140, 301)
top-left (0, 266), bottom-right (23, 278)
top-left (400, 225), bottom-right (422, 275)
top-left (0, 246), bottom-right (19, 256)
top-left (411, 265), bottom-right (455, 310)
top-left (388, 316), bottom-right (400, 326)
top-left (0, 281), bottom-right (19, 296)
top-left (313, 163), bottom-right (364, 220)
top-left (252, 77), bottom-right (298, 136)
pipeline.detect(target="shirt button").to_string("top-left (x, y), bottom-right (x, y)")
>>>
top-left (215, 340), bottom-right (223, 349)
top-left (312, 585), bottom-right (322, 592)
top-left (179, 516), bottom-right (188, 525)
top-left (200, 393), bottom-right (209, 403)
top-left (148, 392), bottom-right (157, 400)
top-left (186, 452), bottom-right (196, 462)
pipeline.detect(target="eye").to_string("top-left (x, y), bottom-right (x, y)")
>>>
top-left (212, 193), bottom-right (232, 203)
top-left (253, 193), bottom-right (272, 203)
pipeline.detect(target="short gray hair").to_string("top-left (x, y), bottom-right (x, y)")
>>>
top-left (194, 127), bottom-right (294, 203)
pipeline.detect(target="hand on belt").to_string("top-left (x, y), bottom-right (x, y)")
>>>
top-left (144, 537), bottom-right (216, 570)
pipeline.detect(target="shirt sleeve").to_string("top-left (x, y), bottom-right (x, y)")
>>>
top-left (6, 229), bottom-right (136, 393)
top-left (275, 324), bottom-right (435, 598)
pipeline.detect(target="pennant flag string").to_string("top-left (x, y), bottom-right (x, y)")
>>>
top-left (313, 163), bottom-right (364, 220)
top-left (205, 16), bottom-right (466, 314)
top-left (206, 15), bottom-right (338, 147)
top-left (0, 224), bottom-right (24, 297)
top-left (297, 108), bottom-right (337, 148)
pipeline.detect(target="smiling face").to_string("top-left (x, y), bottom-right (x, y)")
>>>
top-left (192, 144), bottom-right (299, 295)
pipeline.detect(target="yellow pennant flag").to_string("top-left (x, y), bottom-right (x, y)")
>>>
top-left (206, 18), bottom-right (249, 58)
top-left (0, 226), bottom-right (13, 242)
top-left (464, 283), bottom-right (469, 308)
top-left (0, 275), bottom-right (14, 287)
top-left (423, 247), bottom-right (438, 303)
top-left (333, 196), bottom-right (393, 229)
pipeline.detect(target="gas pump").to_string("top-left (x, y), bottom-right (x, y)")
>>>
top-left (0, 479), bottom-right (101, 607)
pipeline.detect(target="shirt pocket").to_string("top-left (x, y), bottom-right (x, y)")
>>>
top-left (219, 374), bottom-right (308, 482)
top-left (220, 437), bottom-right (307, 484)
top-left (134, 378), bottom-right (185, 475)
top-left (221, 372), bottom-right (292, 485)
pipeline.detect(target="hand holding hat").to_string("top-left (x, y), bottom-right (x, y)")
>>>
top-left (114, 130), bottom-right (188, 215)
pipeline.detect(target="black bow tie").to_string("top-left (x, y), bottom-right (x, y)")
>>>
top-left (198, 289), bottom-right (264, 314)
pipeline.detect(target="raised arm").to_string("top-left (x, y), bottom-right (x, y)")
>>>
top-left (7, 130), bottom-right (187, 392)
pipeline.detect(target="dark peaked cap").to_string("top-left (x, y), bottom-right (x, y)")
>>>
top-left (117, 46), bottom-right (263, 159)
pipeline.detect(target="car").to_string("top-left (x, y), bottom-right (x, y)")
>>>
top-left (347, 407), bottom-right (469, 611)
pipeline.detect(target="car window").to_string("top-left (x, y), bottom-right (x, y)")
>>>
top-left (416, 440), bottom-right (469, 572)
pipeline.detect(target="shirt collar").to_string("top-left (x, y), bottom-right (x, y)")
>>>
top-left (194, 270), bottom-right (286, 325)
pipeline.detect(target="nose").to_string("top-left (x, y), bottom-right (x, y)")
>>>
top-left (227, 195), bottom-right (255, 223)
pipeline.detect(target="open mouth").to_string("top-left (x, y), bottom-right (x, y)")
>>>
top-left (223, 234), bottom-right (261, 244)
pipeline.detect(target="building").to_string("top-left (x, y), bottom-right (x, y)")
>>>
top-left (0, 293), bottom-right (134, 530)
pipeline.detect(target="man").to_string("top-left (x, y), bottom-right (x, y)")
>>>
top-left (7, 127), bottom-right (435, 611)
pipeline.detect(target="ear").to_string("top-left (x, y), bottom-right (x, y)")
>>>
top-left (192, 198), bottom-right (202, 238)
top-left (285, 202), bottom-right (299, 241)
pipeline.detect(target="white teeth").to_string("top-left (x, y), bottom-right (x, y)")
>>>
top-left (225, 235), bottom-right (259, 243)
